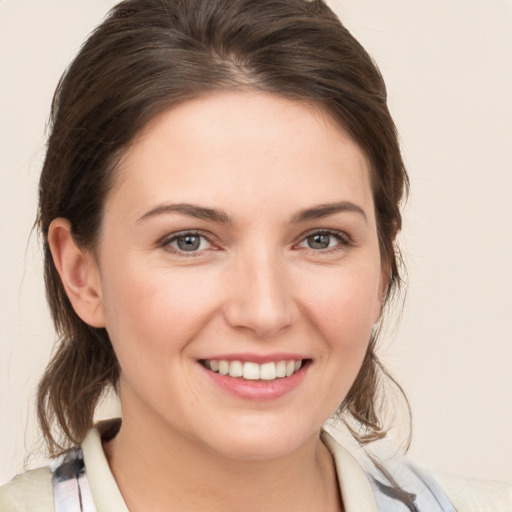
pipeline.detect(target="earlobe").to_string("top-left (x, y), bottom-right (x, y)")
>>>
top-left (48, 218), bottom-right (106, 328)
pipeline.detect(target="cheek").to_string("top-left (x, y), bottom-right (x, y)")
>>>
top-left (98, 259), bottom-right (223, 413)
top-left (298, 260), bottom-right (381, 407)
top-left (300, 262), bottom-right (381, 346)
top-left (99, 255), bottom-right (222, 358)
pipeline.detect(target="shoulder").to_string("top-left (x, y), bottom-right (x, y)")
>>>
top-left (0, 466), bottom-right (54, 512)
top-left (432, 470), bottom-right (512, 512)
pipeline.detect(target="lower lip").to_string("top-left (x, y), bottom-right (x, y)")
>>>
top-left (199, 363), bottom-right (309, 401)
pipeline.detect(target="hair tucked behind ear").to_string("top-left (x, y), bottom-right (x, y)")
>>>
top-left (37, 0), bottom-right (409, 455)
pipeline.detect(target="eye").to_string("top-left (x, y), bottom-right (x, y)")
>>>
top-left (297, 231), bottom-right (347, 251)
top-left (164, 231), bottom-right (213, 253)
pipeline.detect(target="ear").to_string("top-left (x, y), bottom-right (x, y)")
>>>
top-left (48, 218), bottom-right (106, 328)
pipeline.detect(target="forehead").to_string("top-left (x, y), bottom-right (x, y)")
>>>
top-left (108, 90), bottom-right (374, 222)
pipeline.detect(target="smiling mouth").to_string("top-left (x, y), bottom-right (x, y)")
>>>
top-left (199, 359), bottom-right (309, 381)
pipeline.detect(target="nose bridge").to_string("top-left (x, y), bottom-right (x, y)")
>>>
top-left (223, 243), bottom-right (296, 338)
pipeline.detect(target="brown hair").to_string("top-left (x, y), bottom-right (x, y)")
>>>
top-left (37, 0), bottom-right (409, 455)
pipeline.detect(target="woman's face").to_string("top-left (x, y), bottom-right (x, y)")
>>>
top-left (93, 91), bottom-right (384, 460)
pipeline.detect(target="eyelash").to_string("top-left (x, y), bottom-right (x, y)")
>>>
top-left (159, 229), bottom-right (351, 256)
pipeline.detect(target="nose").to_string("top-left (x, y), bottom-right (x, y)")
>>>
top-left (222, 249), bottom-right (298, 339)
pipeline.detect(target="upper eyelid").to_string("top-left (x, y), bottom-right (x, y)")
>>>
top-left (295, 228), bottom-right (351, 244)
top-left (161, 229), bottom-right (213, 242)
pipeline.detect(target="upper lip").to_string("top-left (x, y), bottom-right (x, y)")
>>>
top-left (198, 353), bottom-right (308, 364)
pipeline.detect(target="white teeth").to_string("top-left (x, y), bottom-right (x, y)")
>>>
top-left (229, 360), bottom-right (243, 378)
top-left (243, 362), bottom-right (260, 380)
top-left (218, 360), bottom-right (229, 375)
top-left (275, 360), bottom-right (287, 378)
top-left (259, 362), bottom-right (276, 380)
top-left (204, 359), bottom-right (305, 380)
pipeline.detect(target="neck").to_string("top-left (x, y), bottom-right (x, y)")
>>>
top-left (104, 401), bottom-right (342, 512)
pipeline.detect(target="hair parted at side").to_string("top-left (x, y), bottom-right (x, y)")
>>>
top-left (37, 0), bottom-right (409, 455)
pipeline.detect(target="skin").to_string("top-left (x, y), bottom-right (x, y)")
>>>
top-left (49, 90), bottom-right (386, 512)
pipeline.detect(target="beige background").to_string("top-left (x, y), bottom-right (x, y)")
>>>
top-left (1, 0), bottom-right (511, 485)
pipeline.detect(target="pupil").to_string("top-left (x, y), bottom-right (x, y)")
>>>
top-left (178, 235), bottom-right (200, 251)
top-left (309, 234), bottom-right (330, 249)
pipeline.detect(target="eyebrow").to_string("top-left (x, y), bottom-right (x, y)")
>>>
top-left (136, 200), bottom-right (367, 225)
top-left (137, 203), bottom-right (232, 224)
top-left (291, 201), bottom-right (367, 224)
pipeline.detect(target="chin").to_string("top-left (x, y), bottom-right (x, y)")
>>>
top-left (190, 415), bottom-right (321, 462)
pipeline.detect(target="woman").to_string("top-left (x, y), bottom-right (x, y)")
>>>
top-left (0, 0), bottom-right (510, 510)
